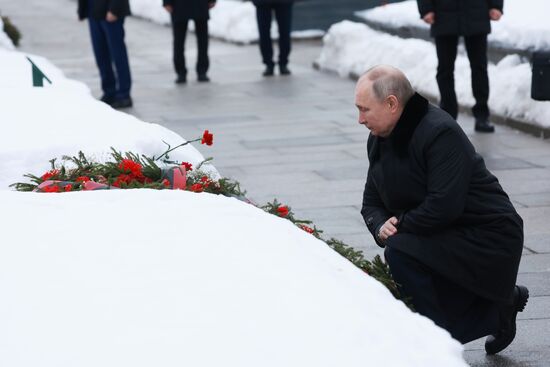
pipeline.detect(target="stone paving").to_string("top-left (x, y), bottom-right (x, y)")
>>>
top-left (2, 0), bottom-right (550, 365)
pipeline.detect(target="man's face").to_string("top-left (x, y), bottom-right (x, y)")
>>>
top-left (355, 82), bottom-right (395, 137)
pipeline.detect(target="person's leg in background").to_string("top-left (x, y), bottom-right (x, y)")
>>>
top-left (102, 17), bottom-right (132, 108)
top-left (88, 17), bottom-right (116, 105)
top-left (172, 19), bottom-right (189, 84)
top-left (195, 19), bottom-right (210, 82)
top-left (273, 1), bottom-right (292, 75)
top-left (255, 3), bottom-right (275, 76)
top-left (435, 35), bottom-right (459, 119)
top-left (465, 33), bottom-right (494, 132)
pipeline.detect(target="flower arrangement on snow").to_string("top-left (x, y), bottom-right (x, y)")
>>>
top-left (11, 129), bottom-right (408, 306)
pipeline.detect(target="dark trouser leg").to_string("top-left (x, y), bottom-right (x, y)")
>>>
top-left (172, 20), bottom-right (189, 77)
top-left (255, 4), bottom-right (274, 67)
top-left (88, 17), bottom-right (116, 98)
top-left (101, 17), bottom-right (132, 99)
top-left (273, 2), bottom-right (292, 66)
top-left (464, 34), bottom-right (489, 120)
top-left (194, 19), bottom-right (209, 76)
top-left (384, 246), bottom-right (500, 344)
top-left (435, 35), bottom-right (459, 119)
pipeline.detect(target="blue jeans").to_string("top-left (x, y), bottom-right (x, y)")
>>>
top-left (88, 17), bottom-right (132, 99)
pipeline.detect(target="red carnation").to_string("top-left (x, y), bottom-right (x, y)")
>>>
top-left (181, 162), bottom-right (193, 171)
top-left (64, 184), bottom-right (73, 192)
top-left (118, 159), bottom-right (143, 177)
top-left (277, 205), bottom-right (289, 217)
top-left (76, 176), bottom-right (91, 183)
top-left (112, 174), bottom-right (133, 188)
top-left (300, 224), bottom-right (315, 234)
top-left (190, 183), bottom-right (204, 193)
top-left (162, 179), bottom-right (170, 188)
top-left (201, 130), bottom-right (214, 146)
top-left (41, 169), bottom-right (60, 181)
top-left (43, 185), bottom-right (60, 193)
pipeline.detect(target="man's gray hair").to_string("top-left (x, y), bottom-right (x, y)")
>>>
top-left (364, 65), bottom-right (415, 104)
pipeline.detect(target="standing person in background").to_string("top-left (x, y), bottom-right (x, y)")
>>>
top-left (252, 0), bottom-right (294, 77)
top-left (164, 0), bottom-right (216, 84)
top-left (78, 0), bottom-right (133, 109)
top-left (417, 0), bottom-right (503, 133)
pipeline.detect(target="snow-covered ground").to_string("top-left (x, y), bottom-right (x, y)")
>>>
top-left (129, 0), bottom-right (324, 44)
top-left (356, 0), bottom-right (550, 52)
top-left (317, 21), bottom-right (550, 128)
top-left (0, 19), bottom-right (470, 366)
top-left (0, 16), bottom-right (15, 49)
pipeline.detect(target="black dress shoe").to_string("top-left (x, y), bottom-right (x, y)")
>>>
top-left (111, 97), bottom-right (133, 109)
top-left (175, 74), bottom-right (187, 84)
top-left (263, 65), bottom-right (274, 77)
top-left (197, 74), bottom-right (210, 82)
top-left (475, 119), bottom-right (495, 133)
top-left (485, 285), bottom-right (529, 355)
top-left (279, 64), bottom-right (291, 75)
top-left (100, 95), bottom-right (115, 106)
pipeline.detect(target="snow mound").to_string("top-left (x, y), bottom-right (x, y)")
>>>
top-left (0, 189), bottom-right (467, 367)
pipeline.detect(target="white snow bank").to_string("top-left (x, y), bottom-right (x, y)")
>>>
top-left (317, 21), bottom-right (550, 128)
top-left (0, 189), bottom-right (468, 367)
top-left (0, 16), bottom-right (15, 50)
top-left (0, 47), bottom-right (214, 190)
top-left (356, 0), bottom-right (550, 51)
top-left (129, 0), bottom-right (324, 44)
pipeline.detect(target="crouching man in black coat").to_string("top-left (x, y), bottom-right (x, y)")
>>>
top-left (164, 0), bottom-right (216, 83)
top-left (358, 65), bottom-right (528, 354)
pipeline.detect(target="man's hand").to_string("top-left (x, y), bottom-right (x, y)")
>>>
top-left (208, 1), bottom-right (216, 9)
top-left (378, 216), bottom-right (399, 242)
top-left (106, 11), bottom-right (118, 22)
top-left (164, 5), bottom-right (173, 13)
top-left (489, 9), bottom-right (502, 21)
top-left (422, 11), bottom-right (435, 25)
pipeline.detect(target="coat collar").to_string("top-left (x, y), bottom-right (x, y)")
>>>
top-left (389, 92), bottom-right (429, 147)
top-left (367, 93), bottom-right (429, 161)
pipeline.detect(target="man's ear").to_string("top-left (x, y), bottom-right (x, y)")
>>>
top-left (387, 95), bottom-right (399, 113)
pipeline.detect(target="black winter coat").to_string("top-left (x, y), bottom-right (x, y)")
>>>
top-left (417, 0), bottom-right (503, 37)
top-left (361, 93), bottom-right (523, 303)
top-left (78, 0), bottom-right (131, 20)
top-left (164, 0), bottom-right (216, 21)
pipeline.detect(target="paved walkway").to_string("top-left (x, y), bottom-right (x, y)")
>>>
top-left (2, 0), bottom-right (550, 365)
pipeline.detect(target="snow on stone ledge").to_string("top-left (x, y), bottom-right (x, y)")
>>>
top-left (0, 47), bottom-right (215, 190)
top-left (0, 16), bottom-right (16, 50)
top-left (129, 0), bottom-right (324, 44)
top-left (317, 21), bottom-right (550, 128)
top-left (0, 189), bottom-right (468, 367)
top-left (356, 0), bottom-right (550, 52)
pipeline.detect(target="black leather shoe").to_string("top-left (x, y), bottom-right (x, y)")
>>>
top-left (475, 119), bottom-right (495, 133)
top-left (485, 285), bottom-right (529, 355)
top-left (175, 74), bottom-right (187, 84)
top-left (279, 64), bottom-right (291, 75)
top-left (263, 65), bottom-right (274, 77)
top-left (111, 97), bottom-right (133, 109)
top-left (100, 95), bottom-right (115, 106)
top-left (197, 74), bottom-right (210, 82)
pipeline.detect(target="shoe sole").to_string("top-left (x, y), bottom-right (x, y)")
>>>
top-left (516, 285), bottom-right (529, 312)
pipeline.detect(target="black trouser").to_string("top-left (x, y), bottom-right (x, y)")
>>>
top-left (255, 2), bottom-right (293, 67)
top-left (172, 19), bottom-right (209, 77)
top-left (435, 34), bottom-right (489, 121)
top-left (384, 246), bottom-right (500, 344)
